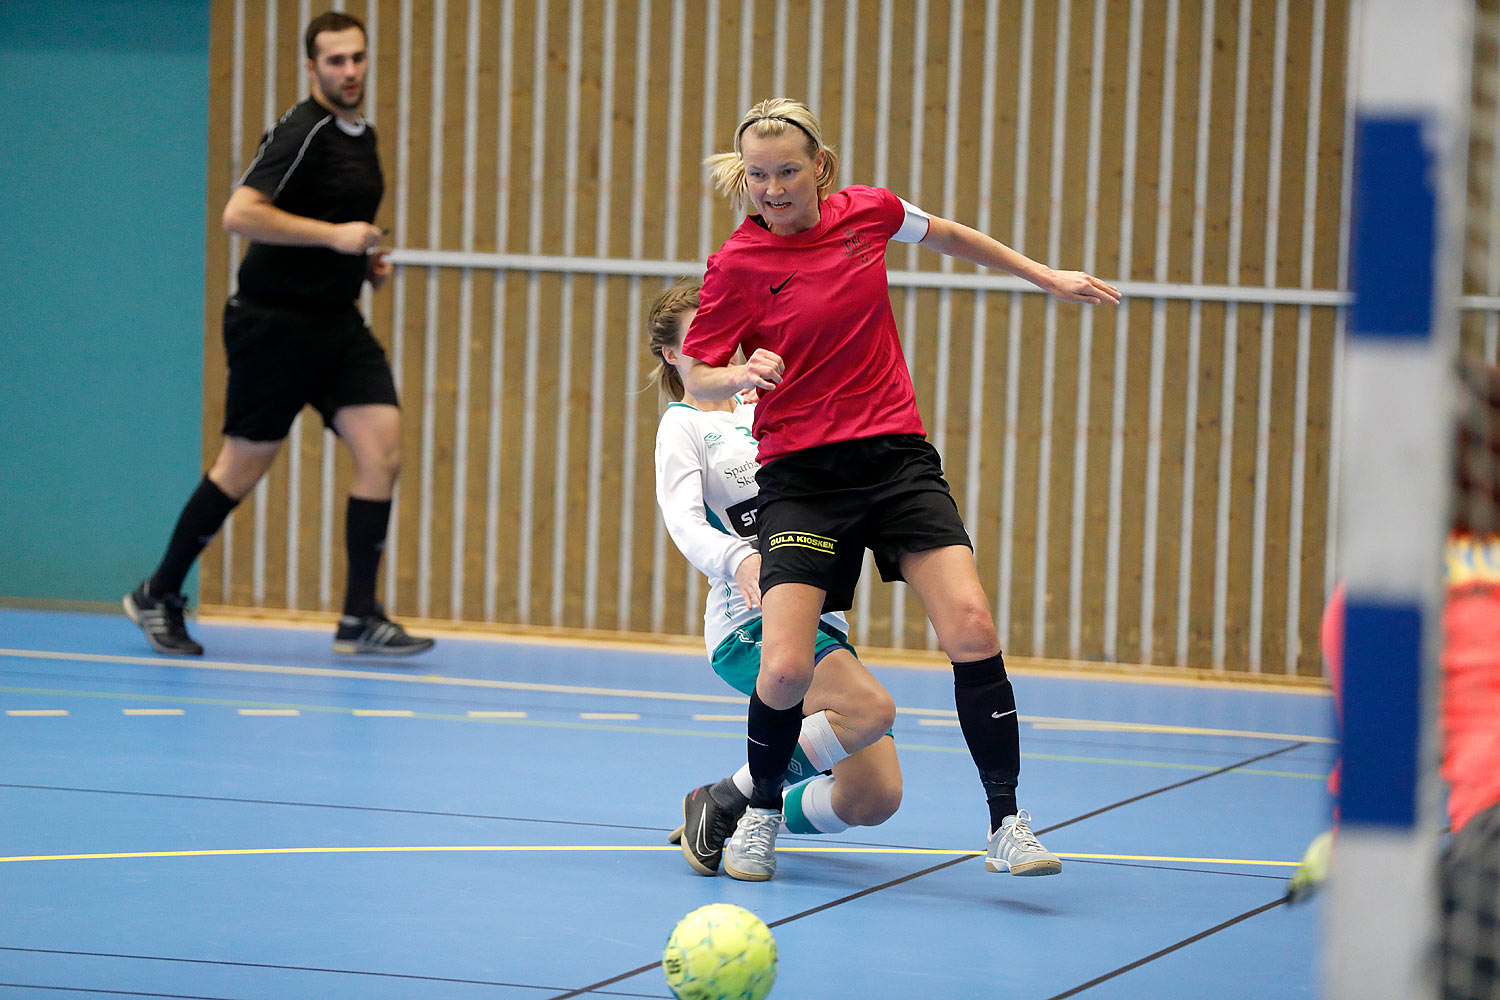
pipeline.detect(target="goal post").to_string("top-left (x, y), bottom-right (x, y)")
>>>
top-left (1327, 2), bottom-right (1471, 999)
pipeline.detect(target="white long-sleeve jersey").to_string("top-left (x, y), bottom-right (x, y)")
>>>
top-left (653, 400), bottom-right (848, 655)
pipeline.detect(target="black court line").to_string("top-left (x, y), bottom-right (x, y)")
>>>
top-left (1034, 741), bottom-right (1311, 836)
top-left (0, 986), bottom-right (241, 999)
top-left (543, 741), bottom-right (1309, 999)
top-left (0, 949), bottom-right (661, 998)
top-left (1066, 857), bottom-right (1290, 881)
top-left (1040, 896), bottom-right (1289, 999)
top-left (0, 783), bottom-right (668, 835)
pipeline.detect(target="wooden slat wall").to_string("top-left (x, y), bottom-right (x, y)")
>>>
top-left (203, 0), bottom-right (1359, 675)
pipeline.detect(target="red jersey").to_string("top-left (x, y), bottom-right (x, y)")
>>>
top-left (681, 185), bottom-right (926, 463)
top-left (1441, 535), bottom-right (1500, 832)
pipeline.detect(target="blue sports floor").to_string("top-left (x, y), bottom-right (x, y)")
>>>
top-left (0, 608), bottom-right (1334, 998)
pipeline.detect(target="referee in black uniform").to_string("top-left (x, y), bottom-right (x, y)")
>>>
top-left (126, 10), bottom-right (431, 657)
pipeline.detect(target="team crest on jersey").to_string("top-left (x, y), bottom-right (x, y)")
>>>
top-left (841, 228), bottom-right (874, 263)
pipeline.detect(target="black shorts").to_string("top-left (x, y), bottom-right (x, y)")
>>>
top-left (755, 434), bottom-right (972, 613)
top-left (221, 295), bottom-right (399, 442)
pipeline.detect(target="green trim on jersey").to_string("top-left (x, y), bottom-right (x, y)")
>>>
top-left (705, 507), bottom-right (730, 535)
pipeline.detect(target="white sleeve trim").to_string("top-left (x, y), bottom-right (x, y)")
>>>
top-left (891, 197), bottom-right (932, 243)
top-left (272, 116), bottom-right (333, 198)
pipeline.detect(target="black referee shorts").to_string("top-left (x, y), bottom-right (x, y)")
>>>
top-left (755, 434), bottom-right (972, 613)
top-left (221, 296), bottom-right (399, 442)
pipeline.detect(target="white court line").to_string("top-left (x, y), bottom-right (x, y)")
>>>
top-left (237, 709), bottom-right (300, 717)
top-left (122, 709), bottom-right (184, 717)
top-left (6, 710), bottom-right (68, 717)
top-left (467, 710), bottom-right (527, 719)
top-left (351, 710), bottom-right (415, 718)
top-left (579, 712), bottom-right (639, 721)
top-left (692, 714), bottom-right (745, 722)
top-left (0, 649), bottom-right (1332, 743)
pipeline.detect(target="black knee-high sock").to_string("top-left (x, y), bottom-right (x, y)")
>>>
top-left (953, 651), bottom-right (1021, 830)
top-left (148, 476), bottom-right (239, 597)
top-left (747, 690), bottom-right (804, 810)
top-left (343, 497), bottom-right (392, 617)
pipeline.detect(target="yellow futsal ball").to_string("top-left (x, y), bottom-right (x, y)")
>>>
top-left (661, 903), bottom-right (778, 1000)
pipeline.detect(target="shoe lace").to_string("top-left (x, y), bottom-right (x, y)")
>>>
top-left (1005, 810), bottom-right (1044, 852)
top-left (737, 810), bottom-right (778, 863)
top-left (709, 802), bottom-right (742, 846)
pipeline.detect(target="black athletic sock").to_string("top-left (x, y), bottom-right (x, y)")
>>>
top-left (343, 496), bottom-right (392, 617)
top-left (747, 690), bottom-right (804, 810)
top-left (148, 476), bottom-right (239, 597)
top-left (953, 651), bottom-right (1022, 830)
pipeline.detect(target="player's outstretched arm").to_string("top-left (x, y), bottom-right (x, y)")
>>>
top-left (222, 186), bottom-right (384, 256)
top-left (681, 350), bottom-right (784, 401)
top-left (919, 216), bottom-right (1121, 306)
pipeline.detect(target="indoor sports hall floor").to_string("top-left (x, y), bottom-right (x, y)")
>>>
top-left (0, 607), bottom-right (1333, 999)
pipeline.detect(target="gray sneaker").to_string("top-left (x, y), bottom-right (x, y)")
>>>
top-left (332, 607), bottom-right (434, 656)
top-left (723, 806), bottom-right (781, 882)
top-left (984, 810), bottom-right (1062, 876)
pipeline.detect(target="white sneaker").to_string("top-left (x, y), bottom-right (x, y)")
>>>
top-left (985, 810), bottom-right (1062, 876)
top-left (723, 806), bottom-right (781, 881)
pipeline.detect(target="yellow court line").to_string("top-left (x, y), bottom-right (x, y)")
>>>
top-left (0, 647), bottom-right (1333, 745)
top-left (0, 844), bottom-right (1298, 867)
top-left (6, 709), bottom-right (68, 716)
top-left (1058, 852), bottom-right (1299, 868)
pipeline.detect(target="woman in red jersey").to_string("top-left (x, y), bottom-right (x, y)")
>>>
top-left (679, 98), bottom-right (1119, 882)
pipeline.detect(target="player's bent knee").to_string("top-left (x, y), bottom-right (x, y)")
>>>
top-left (843, 777), bottom-right (902, 827)
top-left (758, 659), bottom-right (814, 705)
top-left (852, 686), bottom-right (896, 744)
top-left (941, 603), bottom-right (1001, 661)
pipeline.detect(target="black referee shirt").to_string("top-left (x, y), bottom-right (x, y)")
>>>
top-left (235, 98), bottom-right (384, 307)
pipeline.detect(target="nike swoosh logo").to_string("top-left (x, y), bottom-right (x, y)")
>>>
top-left (769, 271), bottom-right (796, 294)
top-left (991, 709), bottom-right (1017, 719)
top-left (694, 811), bottom-right (711, 855)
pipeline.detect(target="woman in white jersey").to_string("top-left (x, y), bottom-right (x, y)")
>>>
top-left (681, 98), bottom-right (1120, 882)
top-left (648, 278), bottom-right (902, 877)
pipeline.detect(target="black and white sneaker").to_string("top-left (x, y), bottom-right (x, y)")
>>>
top-left (667, 784), bottom-right (747, 876)
top-left (332, 607), bottom-right (434, 656)
top-left (123, 582), bottom-right (204, 656)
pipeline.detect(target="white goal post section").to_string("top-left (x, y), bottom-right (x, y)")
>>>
top-left (1328, 2), bottom-right (1470, 998)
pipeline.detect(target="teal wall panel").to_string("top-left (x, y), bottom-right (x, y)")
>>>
top-left (0, 1), bottom-right (210, 603)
